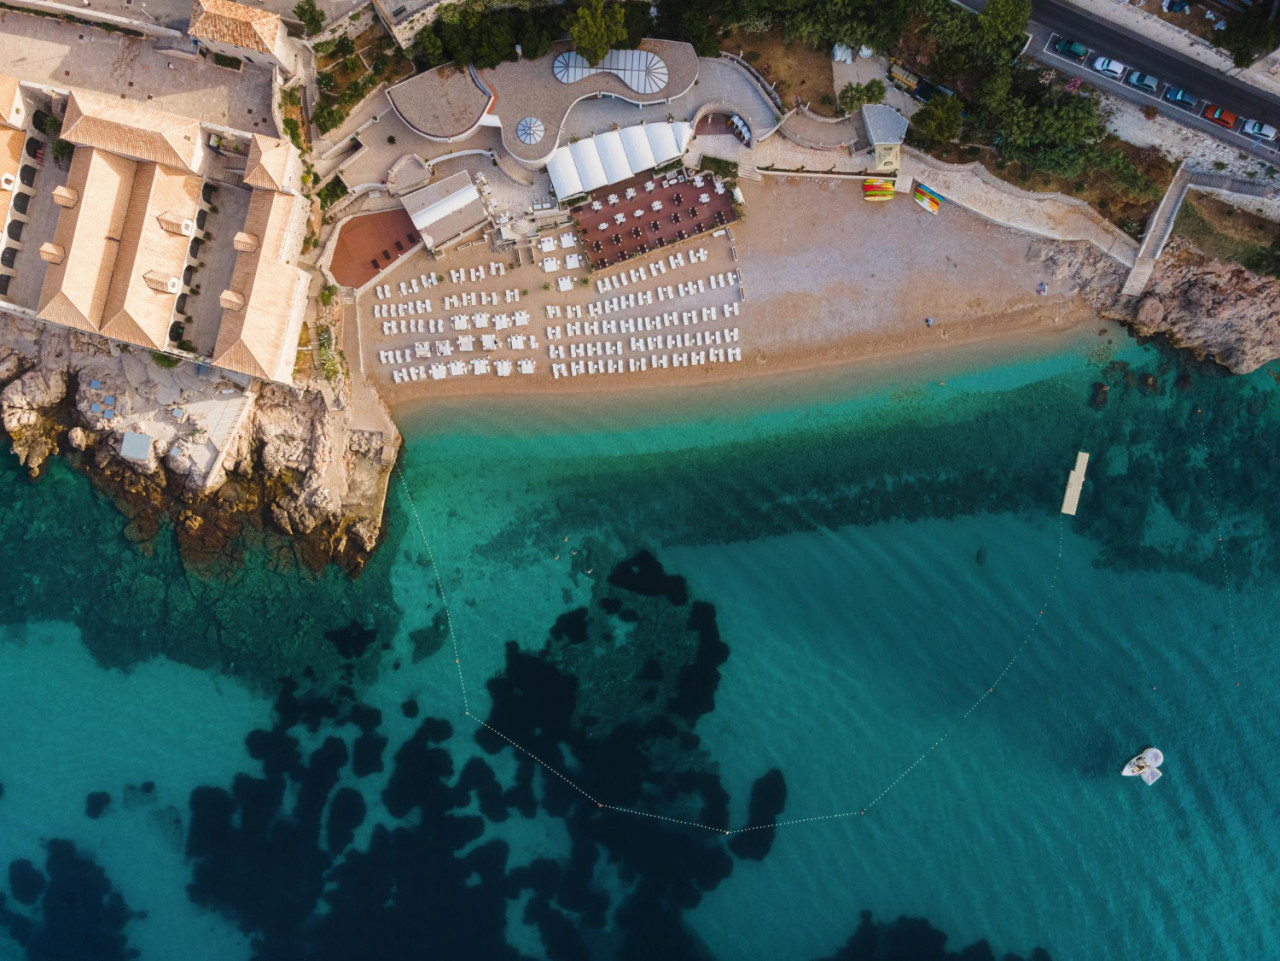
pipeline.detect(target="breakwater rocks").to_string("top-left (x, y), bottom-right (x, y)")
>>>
top-left (1133, 242), bottom-right (1280, 375)
top-left (0, 315), bottom-right (399, 575)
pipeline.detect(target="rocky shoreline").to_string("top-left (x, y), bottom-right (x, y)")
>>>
top-left (1036, 238), bottom-right (1280, 376)
top-left (2, 232), bottom-right (1276, 581)
top-left (0, 313), bottom-right (399, 576)
top-left (1131, 240), bottom-right (1280, 375)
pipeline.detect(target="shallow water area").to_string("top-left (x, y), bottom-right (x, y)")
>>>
top-left (3, 320), bottom-right (1280, 960)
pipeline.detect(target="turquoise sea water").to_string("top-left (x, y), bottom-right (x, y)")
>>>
top-left (2, 323), bottom-right (1279, 960)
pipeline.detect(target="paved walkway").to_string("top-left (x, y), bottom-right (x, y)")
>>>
top-left (901, 150), bottom-right (1140, 265)
top-left (779, 109), bottom-right (862, 149)
top-left (478, 39), bottom-right (700, 164)
top-left (22, 0), bottom-right (360, 32)
top-left (1122, 162), bottom-right (1189, 295)
top-left (0, 9), bottom-right (275, 130)
top-left (559, 56), bottom-right (781, 147)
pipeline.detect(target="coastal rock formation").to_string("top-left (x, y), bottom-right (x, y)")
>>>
top-left (0, 312), bottom-right (400, 574)
top-left (1, 368), bottom-right (67, 470)
top-left (1130, 243), bottom-right (1280, 374)
top-left (1039, 238), bottom-right (1280, 374)
top-left (1034, 240), bottom-right (1128, 306)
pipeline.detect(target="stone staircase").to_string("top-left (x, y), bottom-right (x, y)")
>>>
top-left (1188, 172), bottom-right (1275, 197)
top-left (736, 163), bottom-right (763, 182)
top-left (493, 151), bottom-right (535, 187)
top-left (1121, 164), bottom-right (1191, 297)
top-left (205, 388), bottom-right (255, 451)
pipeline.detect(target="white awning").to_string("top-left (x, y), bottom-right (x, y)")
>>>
top-left (569, 139), bottom-right (608, 193)
top-left (594, 130), bottom-right (632, 184)
top-left (619, 125), bottom-right (657, 172)
top-left (546, 148), bottom-right (584, 198)
top-left (546, 122), bottom-right (693, 200)
top-left (644, 123), bottom-right (680, 164)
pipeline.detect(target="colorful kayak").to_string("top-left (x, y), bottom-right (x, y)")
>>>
top-left (913, 182), bottom-right (945, 214)
top-left (862, 178), bottom-right (895, 201)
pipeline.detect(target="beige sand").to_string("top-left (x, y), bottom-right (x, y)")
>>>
top-left (358, 178), bottom-right (1099, 412)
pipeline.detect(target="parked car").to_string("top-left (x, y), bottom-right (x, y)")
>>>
top-left (1203, 105), bottom-right (1238, 129)
top-left (1164, 88), bottom-right (1197, 109)
top-left (1092, 57), bottom-right (1126, 80)
top-left (1054, 38), bottom-right (1089, 62)
top-left (1241, 119), bottom-right (1279, 141)
top-left (1126, 71), bottom-right (1159, 94)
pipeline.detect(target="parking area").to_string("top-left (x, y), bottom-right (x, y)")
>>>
top-left (1041, 32), bottom-right (1280, 160)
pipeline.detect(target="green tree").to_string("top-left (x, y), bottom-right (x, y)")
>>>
top-left (333, 34), bottom-right (355, 57)
top-left (1219, 6), bottom-right (1280, 68)
top-left (436, 3), bottom-right (517, 69)
top-left (569, 0), bottom-right (627, 67)
top-left (911, 93), bottom-right (963, 143)
top-left (837, 79), bottom-right (885, 115)
top-left (316, 71), bottom-right (336, 92)
top-left (412, 26), bottom-right (444, 67)
top-left (514, 7), bottom-right (554, 60)
top-left (976, 0), bottom-right (1031, 61)
top-left (293, 0), bottom-right (323, 35)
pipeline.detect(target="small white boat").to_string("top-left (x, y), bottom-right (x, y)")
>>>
top-left (1122, 747), bottom-right (1164, 785)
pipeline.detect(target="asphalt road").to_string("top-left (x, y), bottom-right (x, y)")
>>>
top-left (954, 0), bottom-right (1280, 159)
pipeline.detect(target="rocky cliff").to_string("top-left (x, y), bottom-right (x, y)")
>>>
top-left (1037, 238), bottom-right (1280, 375)
top-left (0, 314), bottom-right (399, 575)
top-left (1130, 241), bottom-right (1280, 375)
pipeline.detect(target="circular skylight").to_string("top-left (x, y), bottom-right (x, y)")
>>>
top-left (516, 116), bottom-right (546, 145)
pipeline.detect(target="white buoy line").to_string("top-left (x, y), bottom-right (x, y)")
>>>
top-left (391, 458), bottom-right (1081, 837)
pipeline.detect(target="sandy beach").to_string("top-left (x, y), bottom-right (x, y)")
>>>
top-left (359, 177), bottom-right (1106, 413)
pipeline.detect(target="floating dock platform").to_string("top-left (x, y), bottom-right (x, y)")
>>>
top-left (1061, 451), bottom-right (1090, 515)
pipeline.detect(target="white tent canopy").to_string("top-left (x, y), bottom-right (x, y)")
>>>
top-left (546, 122), bottom-right (693, 199)
top-left (568, 139), bottom-right (609, 193)
top-left (546, 149), bottom-right (584, 198)
top-left (619, 125), bottom-right (657, 173)
top-left (594, 130), bottom-right (632, 184)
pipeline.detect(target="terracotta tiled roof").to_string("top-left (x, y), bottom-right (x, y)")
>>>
top-left (0, 127), bottom-right (23, 229)
top-left (244, 133), bottom-right (295, 191)
top-left (62, 90), bottom-right (202, 172)
top-left (37, 147), bottom-right (137, 333)
top-left (0, 74), bottom-right (22, 129)
top-left (189, 0), bottom-right (282, 55)
top-left (99, 162), bottom-right (203, 349)
top-left (213, 189), bottom-right (305, 380)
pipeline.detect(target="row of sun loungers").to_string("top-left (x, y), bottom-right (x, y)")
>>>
top-left (445, 311), bottom-right (532, 331)
top-left (550, 349), bottom-right (740, 378)
top-left (596, 250), bottom-right (714, 294)
top-left (380, 330), bottom-right (540, 364)
top-left (383, 318), bottom-right (447, 335)
top-left (440, 289), bottom-right (520, 310)
top-left (374, 301), bottom-right (431, 318)
top-left (545, 311), bottom-right (740, 339)
top-left (443, 263), bottom-right (507, 285)
top-left (547, 328), bottom-right (740, 360)
top-left (391, 358), bottom-right (537, 383)
top-left (547, 326), bottom-right (741, 357)
top-left (374, 276), bottom-right (437, 299)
